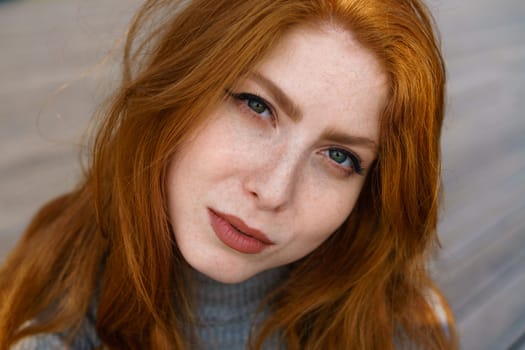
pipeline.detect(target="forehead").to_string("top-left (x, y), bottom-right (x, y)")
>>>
top-left (250, 23), bottom-right (388, 139)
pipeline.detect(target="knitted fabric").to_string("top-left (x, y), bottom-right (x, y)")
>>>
top-left (192, 266), bottom-right (289, 350)
top-left (11, 266), bottom-right (290, 350)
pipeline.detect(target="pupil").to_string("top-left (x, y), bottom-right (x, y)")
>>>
top-left (248, 100), bottom-right (265, 113)
top-left (330, 150), bottom-right (347, 164)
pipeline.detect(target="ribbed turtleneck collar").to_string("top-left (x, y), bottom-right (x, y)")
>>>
top-left (191, 266), bottom-right (290, 350)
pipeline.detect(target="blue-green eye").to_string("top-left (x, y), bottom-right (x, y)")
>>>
top-left (325, 148), bottom-right (363, 175)
top-left (228, 91), bottom-right (273, 120)
top-left (247, 98), bottom-right (268, 114)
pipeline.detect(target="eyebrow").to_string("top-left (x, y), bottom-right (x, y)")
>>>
top-left (321, 128), bottom-right (378, 152)
top-left (250, 72), bottom-right (303, 122)
top-left (249, 72), bottom-right (377, 153)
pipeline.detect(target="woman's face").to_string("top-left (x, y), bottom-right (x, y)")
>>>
top-left (166, 24), bottom-right (387, 283)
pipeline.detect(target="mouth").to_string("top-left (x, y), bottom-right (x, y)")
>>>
top-left (208, 208), bottom-right (274, 254)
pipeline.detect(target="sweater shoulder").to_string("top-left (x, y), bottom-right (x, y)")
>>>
top-left (11, 334), bottom-right (67, 350)
top-left (10, 304), bottom-right (101, 350)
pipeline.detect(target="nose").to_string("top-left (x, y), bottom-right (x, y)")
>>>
top-left (242, 150), bottom-right (299, 212)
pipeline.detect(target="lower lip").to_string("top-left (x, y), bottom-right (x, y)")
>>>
top-left (208, 209), bottom-right (271, 254)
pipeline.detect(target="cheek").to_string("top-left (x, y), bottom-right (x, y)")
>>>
top-left (172, 117), bottom-right (240, 178)
top-left (298, 179), bottom-right (364, 243)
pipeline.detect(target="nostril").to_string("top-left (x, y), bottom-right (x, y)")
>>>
top-left (242, 159), bottom-right (296, 212)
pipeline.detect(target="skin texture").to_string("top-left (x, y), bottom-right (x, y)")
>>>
top-left (166, 23), bottom-right (388, 283)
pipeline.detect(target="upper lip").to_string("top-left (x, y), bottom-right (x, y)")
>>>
top-left (209, 208), bottom-right (275, 245)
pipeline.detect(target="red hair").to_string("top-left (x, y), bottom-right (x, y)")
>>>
top-left (0, 0), bottom-right (457, 349)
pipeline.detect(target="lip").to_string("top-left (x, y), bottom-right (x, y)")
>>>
top-left (208, 208), bottom-right (274, 254)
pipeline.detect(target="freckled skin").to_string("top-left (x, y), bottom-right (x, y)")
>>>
top-left (165, 24), bottom-right (388, 284)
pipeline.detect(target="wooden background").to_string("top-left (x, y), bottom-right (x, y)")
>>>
top-left (1, 0), bottom-right (524, 349)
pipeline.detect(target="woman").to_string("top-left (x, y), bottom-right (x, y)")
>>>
top-left (0, 0), bottom-right (457, 349)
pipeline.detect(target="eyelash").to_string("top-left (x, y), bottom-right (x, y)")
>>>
top-left (323, 148), bottom-right (364, 176)
top-left (226, 89), bottom-right (364, 177)
top-left (227, 90), bottom-right (275, 122)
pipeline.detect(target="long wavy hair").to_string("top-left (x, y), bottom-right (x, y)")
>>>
top-left (0, 0), bottom-right (457, 349)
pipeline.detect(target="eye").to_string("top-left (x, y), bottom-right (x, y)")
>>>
top-left (324, 148), bottom-right (363, 175)
top-left (227, 91), bottom-right (274, 120)
top-left (247, 98), bottom-right (268, 115)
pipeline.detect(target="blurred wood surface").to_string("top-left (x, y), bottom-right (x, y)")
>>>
top-left (0, 0), bottom-right (524, 349)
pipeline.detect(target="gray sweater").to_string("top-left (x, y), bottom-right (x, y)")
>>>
top-left (12, 268), bottom-right (450, 349)
top-left (11, 266), bottom-right (289, 350)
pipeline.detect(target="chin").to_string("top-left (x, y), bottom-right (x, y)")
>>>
top-left (210, 272), bottom-right (252, 284)
top-left (199, 262), bottom-right (264, 284)
top-left (180, 250), bottom-right (259, 284)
